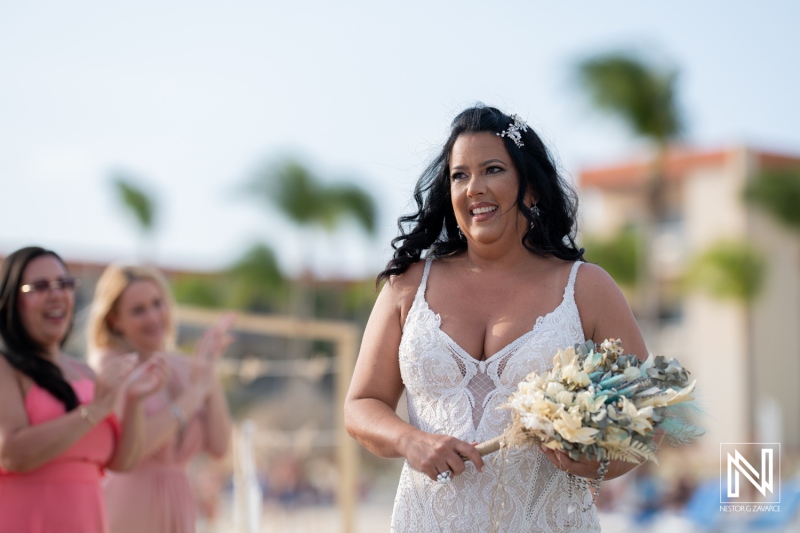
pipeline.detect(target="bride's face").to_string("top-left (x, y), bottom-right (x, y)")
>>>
top-left (449, 132), bottom-right (532, 247)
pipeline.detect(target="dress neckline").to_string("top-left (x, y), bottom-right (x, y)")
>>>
top-left (25, 377), bottom-right (93, 401)
top-left (416, 258), bottom-right (581, 364)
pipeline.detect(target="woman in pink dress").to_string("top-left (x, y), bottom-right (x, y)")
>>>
top-left (0, 246), bottom-right (166, 533)
top-left (87, 264), bottom-right (232, 533)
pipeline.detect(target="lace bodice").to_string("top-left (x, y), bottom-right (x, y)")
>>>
top-left (392, 258), bottom-right (600, 533)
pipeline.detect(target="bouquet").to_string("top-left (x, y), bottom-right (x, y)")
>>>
top-left (474, 339), bottom-right (701, 528)
top-left (476, 338), bottom-right (702, 467)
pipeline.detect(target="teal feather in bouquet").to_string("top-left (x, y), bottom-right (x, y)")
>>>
top-left (472, 339), bottom-right (703, 528)
top-left (475, 339), bottom-right (703, 463)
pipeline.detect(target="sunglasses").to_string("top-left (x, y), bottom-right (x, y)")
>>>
top-left (20, 277), bottom-right (81, 294)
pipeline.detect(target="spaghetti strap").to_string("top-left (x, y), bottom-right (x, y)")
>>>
top-left (393, 255), bottom-right (597, 531)
top-left (563, 261), bottom-right (582, 302)
top-left (413, 258), bottom-right (434, 303)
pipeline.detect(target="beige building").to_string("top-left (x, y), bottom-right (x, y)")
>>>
top-left (579, 147), bottom-right (800, 465)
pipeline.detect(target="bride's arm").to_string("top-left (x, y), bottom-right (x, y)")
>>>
top-left (344, 279), bottom-right (410, 458)
top-left (548, 262), bottom-right (652, 481)
top-left (575, 263), bottom-right (649, 362)
top-left (344, 267), bottom-right (485, 480)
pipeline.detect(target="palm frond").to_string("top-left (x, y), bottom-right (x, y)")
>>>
top-left (111, 173), bottom-right (156, 233)
top-left (326, 184), bottom-right (377, 235)
top-left (576, 52), bottom-right (682, 143)
top-left (246, 158), bottom-right (377, 237)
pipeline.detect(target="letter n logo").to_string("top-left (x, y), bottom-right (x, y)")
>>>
top-left (728, 449), bottom-right (772, 497)
top-left (720, 443), bottom-right (781, 504)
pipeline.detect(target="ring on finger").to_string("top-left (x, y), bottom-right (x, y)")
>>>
top-left (436, 470), bottom-right (452, 484)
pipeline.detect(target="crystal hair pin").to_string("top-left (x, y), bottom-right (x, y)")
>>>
top-left (497, 114), bottom-right (529, 148)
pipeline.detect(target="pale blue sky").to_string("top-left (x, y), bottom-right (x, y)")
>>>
top-left (2, 1), bottom-right (798, 277)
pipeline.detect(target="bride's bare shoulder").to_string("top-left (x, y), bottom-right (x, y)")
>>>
top-left (382, 260), bottom-right (425, 295)
top-left (378, 260), bottom-right (427, 318)
top-left (574, 262), bottom-right (643, 349)
top-left (574, 262), bottom-right (626, 303)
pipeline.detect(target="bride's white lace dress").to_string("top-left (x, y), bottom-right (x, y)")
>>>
top-left (392, 258), bottom-right (600, 533)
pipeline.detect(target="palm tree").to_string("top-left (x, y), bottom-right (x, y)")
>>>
top-left (245, 158), bottom-right (377, 359)
top-left (246, 158), bottom-right (376, 276)
top-left (246, 156), bottom-right (376, 319)
top-left (225, 242), bottom-right (287, 312)
top-left (744, 168), bottom-right (800, 441)
top-left (111, 171), bottom-right (158, 262)
top-left (248, 159), bottom-right (376, 237)
top-left (576, 52), bottom-right (683, 343)
top-left (685, 240), bottom-right (766, 440)
top-left (171, 243), bottom-right (286, 312)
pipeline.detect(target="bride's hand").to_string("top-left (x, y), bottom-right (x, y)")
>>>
top-left (401, 430), bottom-right (485, 481)
top-left (540, 445), bottom-right (604, 479)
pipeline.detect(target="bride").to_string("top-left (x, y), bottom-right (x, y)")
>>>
top-left (344, 105), bottom-right (649, 532)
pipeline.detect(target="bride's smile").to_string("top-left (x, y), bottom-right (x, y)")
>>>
top-left (449, 132), bottom-right (532, 247)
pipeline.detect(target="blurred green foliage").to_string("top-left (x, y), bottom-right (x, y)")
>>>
top-left (685, 240), bottom-right (766, 302)
top-left (576, 52), bottom-right (682, 145)
top-left (576, 51), bottom-right (684, 329)
top-left (744, 170), bottom-right (800, 232)
top-left (166, 157), bottom-right (382, 344)
top-left (172, 274), bottom-right (225, 308)
top-left (171, 243), bottom-right (285, 312)
top-left (111, 172), bottom-right (157, 234)
top-left (171, 241), bottom-right (378, 322)
top-left (582, 227), bottom-right (640, 287)
top-left (226, 243), bottom-right (287, 312)
top-left (246, 158), bottom-right (377, 236)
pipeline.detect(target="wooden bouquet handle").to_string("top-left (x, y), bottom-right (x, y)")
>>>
top-left (475, 435), bottom-right (505, 457)
top-left (458, 435), bottom-right (504, 463)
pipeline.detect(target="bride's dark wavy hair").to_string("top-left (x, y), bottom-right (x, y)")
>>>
top-left (0, 246), bottom-right (79, 411)
top-left (377, 104), bottom-right (584, 285)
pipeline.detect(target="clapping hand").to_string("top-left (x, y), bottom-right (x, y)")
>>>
top-left (196, 313), bottom-right (235, 363)
top-left (190, 313), bottom-right (236, 395)
top-left (91, 353), bottom-right (138, 419)
top-left (125, 355), bottom-right (169, 402)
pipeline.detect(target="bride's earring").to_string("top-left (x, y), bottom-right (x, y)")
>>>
top-left (529, 204), bottom-right (541, 230)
